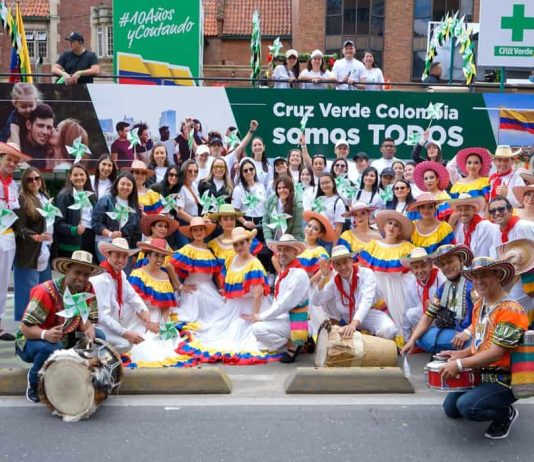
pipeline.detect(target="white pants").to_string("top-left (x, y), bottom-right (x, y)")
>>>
top-left (0, 248), bottom-right (15, 320)
top-left (359, 310), bottom-right (397, 340)
top-left (404, 306), bottom-right (423, 333)
top-left (98, 311), bottom-right (146, 354)
top-left (252, 317), bottom-right (290, 351)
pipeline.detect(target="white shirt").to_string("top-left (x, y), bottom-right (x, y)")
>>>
top-left (273, 65), bottom-right (295, 89)
top-left (250, 159), bottom-right (272, 189)
top-left (320, 194), bottom-right (346, 225)
top-left (90, 176), bottom-right (112, 200)
top-left (404, 269), bottom-right (446, 313)
top-left (0, 178), bottom-right (19, 251)
top-left (178, 183), bottom-right (200, 217)
top-left (370, 157), bottom-right (400, 174)
top-left (454, 219), bottom-right (501, 258)
top-left (232, 182), bottom-right (266, 218)
top-left (299, 69), bottom-right (333, 90)
top-left (361, 67), bottom-right (385, 91)
top-left (332, 58), bottom-right (365, 90)
top-left (489, 170), bottom-right (525, 208)
top-left (311, 266), bottom-right (377, 324)
top-left (353, 189), bottom-right (385, 209)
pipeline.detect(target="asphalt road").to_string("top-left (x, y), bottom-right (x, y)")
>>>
top-left (1, 403), bottom-right (532, 461)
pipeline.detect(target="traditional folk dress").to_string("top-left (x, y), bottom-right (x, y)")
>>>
top-left (297, 245), bottom-right (329, 275)
top-left (453, 216), bottom-right (501, 258)
top-left (358, 240), bottom-right (415, 344)
top-left (138, 189), bottom-right (164, 215)
top-left (411, 220), bottom-right (455, 254)
top-left (450, 177), bottom-right (490, 201)
top-left (434, 190), bottom-right (453, 221)
top-left (338, 230), bottom-right (369, 256)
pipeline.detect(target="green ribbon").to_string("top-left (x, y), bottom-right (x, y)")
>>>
top-left (105, 203), bottom-right (135, 229)
top-left (66, 135), bottom-right (91, 164)
top-left (0, 208), bottom-right (18, 233)
top-left (159, 321), bottom-right (178, 341)
top-left (127, 127), bottom-right (141, 149)
top-left (56, 287), bottom-right (94, 324)
top-left (242, 192), bottom-right (261, 212)
top-left (68, 190), bottom-right (93, 210)
top-left (36, 199), bottom-right (63, 227)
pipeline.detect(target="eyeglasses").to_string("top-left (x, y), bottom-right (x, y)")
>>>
top-left (26, 176), bottom-right (41, 183)
top-left (168, 173), bottom-right (178, 178)
top-left (243, 168), bottom-right (255, 173)
top-left (489, 206), bottom-right (508, 215)
top-left (394, 186), bottom-right (407, 191)
top-left (213, 165), bottom-right (226, 170)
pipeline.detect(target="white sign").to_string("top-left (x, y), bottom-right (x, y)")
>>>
top-left (478, 0), bottom-right (534, 67)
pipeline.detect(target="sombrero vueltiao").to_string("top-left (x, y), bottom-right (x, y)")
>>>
top-left (448, 193), bottom-right (485, 212)
top-left (456, 147), bottom-right (493, 177)
top-left (429, 244), bottom-right (474, 267)
top-left (400, 247), bottom-right (432, 269)
top-left (496, 238), bottom-right (534, 275)
top-left (413, 161), bottom-right (450, 192)
top-left (98, 237), bottom-right (139, 259)
top-left (513, 185), bottom-right (534, 205)
top-left (406, 192), bottom-right (445, 212)
top-left (462, 256), bottom-right (516, 287)
top-left (303, 210), bottom-right (336, 243)
top-left (494, 145), bottom-right (521, 159)
top-left (267, 233), bottom-right (306, 255)
top-left (328, 245), bottom-right (356, 263)
top-left (0, 142), bottom-right (32, 162)
top-left (140, 214), bottom-right (179, 237)
top-left (52, 250), bottom-right (104, 276)
top-left (374, 210), bottom-right (414, 241)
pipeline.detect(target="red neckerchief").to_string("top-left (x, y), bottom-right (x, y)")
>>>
top-left (501, 216), bottom-right (520, 243)
top-left (417, 267), bottom-right (439, 312)
top-left (489, 170), bottom-right (512, 199)
top-left (0, 173), bottom-right (12, 205)
top-left (334, 264), bottom-right (359, 322)
top-left (463, 214), bottom-right (483, 249)
top-left (274, 260), bottom-right (303, 299)
top-left (101, 261), bottom-right (123, 317)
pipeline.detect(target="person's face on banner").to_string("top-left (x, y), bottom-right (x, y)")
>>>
top-left (26, 117), bottom-right (54, 146)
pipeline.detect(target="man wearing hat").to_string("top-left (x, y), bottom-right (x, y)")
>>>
top-left (449, 194), bottom-right (500, 258)
top-left (91, 238), bottom-right (156, 353)
top-left (401, 247), bottom-right (446, 336)
top-left (489, 145), bottom-right (525, 207)
top-left (248, 234), bottom-right (310, 363)
top-left (52, 32), bottom-right (100, 86)
top-left (439, 257), bottom-right (528, 440)
top-left (401, 244), bottom-right (476, 355)
top-left (15, 251), bottom-right (104, 403)
top-left (0, 143), bottom-right (31, 341)
top-left (332, 40), bottom-right (364, 90)
top-left (311, 245), bottom-right (397, 340)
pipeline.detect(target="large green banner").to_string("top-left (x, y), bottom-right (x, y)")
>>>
top-left (113, 0), bottom-right (203, 86)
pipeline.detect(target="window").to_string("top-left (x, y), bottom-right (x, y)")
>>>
top-left (96, 25), bottom-right (113, 58)
top-left (25, 29), bottom-right (48, 59)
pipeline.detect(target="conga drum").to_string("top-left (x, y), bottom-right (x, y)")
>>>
top-left (38, 339), bottom-right (123, 422)
top-left (512, 330), bottom-right (534, 399)
top-left (314, 323), bottom-right (398, 367)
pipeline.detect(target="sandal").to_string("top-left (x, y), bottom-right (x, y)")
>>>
top-left (280, 346), bottom-right (301, 364)
top-left (0, 330), bottom-right (15, 341)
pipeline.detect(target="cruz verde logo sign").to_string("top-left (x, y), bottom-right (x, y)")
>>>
top-left (496, 4), bottom-right (534, 57)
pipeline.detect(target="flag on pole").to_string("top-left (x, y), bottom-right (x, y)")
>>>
top-left (250, 10), bottom-right (261, 87)
top-left (7, 3), bottom-right (33, 83)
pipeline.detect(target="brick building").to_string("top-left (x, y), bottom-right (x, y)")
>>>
top-left (0, 0), bottom-right (483, 84)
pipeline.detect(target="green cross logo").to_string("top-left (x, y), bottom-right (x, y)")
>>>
top-left (501, 4), bottom-right (534, 42)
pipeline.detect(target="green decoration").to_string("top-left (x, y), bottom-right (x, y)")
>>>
top-left (66, 136), bottom-right (91, 164)
top-left (106, 204), bottom-right (135, 229)
top-left (36, 199), bottom-right (63, 227)
top-left (0, 208), bottom-right (18, 233)
top-left (57, 287), bottom-right (95, 324)
top-left (127, 127), bottom-right (141, 149)
top-left (159, 321), bottom-right (178, 341)
top-left (68, 191), bottom-right (94, 210)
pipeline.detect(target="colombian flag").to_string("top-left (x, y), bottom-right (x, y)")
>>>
top-left (500, 109), bottom-right (534, 135)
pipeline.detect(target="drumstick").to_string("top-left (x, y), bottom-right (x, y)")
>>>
top-left (402, 354), bottom-right (411, 378)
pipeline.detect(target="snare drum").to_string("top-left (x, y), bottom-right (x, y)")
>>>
top-left (425, 360), bottom-right (481, 392)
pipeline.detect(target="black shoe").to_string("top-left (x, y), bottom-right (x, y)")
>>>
top-left (485, 406), bottom-right (518, 439)
top-left (0, 330), bottom-right (15, 341)
top-left (304, 337), bottom-right (315, 354)
top-left (25, 370), bottom-right (39, 404)
top-left (280, 346), bottom-right (301, 364)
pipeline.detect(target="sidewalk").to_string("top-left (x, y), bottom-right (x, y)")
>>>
top-left (0, 293), bottom-right (24, 369)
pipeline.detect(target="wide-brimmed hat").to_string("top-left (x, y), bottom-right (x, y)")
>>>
top-left (207, 204), bottom-right (245, 221)
top-left (342, 201), bottom-right (377, 217)
top-left (448, 193), bottom-right (485, 212)
top-left (52, 250), bottom-right (104, 276)
top-left (0, 142), bottom-right (32, 162)
top-left (178, 216), bottom-right (216, 239)
top-left (413, 161), bottom-right (450, 192)
top-left (496, 238), bottom-right (534, 275)
top-left (222, 226), bottom-right (257, 245)
top-left (520, 172), bottom-right (534, 185)
top-left (513, 185), bottom-right (534, 204)
top-left (494, 145), bottom-right (521, 159)
top-left (462, 257), bottom-right (516, 287)
top-left (140, 214), bottom-right (179, 237)
top-left (406, 192), bottom-right (444, 212)
top-left (400, 247), bottom-right (432, 268)
top-left (456, 147), bottom-right (492, 176)
top-left (136, 238), bottom-right (172, 256)
top-left (429, 244), bottom-right (474, 268)
top-left (126, 160), bottom-right (154, 177)
top-left (329, 245), bottom-right (356, 263)
top-left (267, 234), bottom-right (306, 255)
top-left (375, 210), bottom-right (414, 241)
top-left (303, 210), bottom-right (336, 243)
top-left (98, 237), bottom-right (139, 259)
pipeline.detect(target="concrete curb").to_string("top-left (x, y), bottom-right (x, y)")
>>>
top-left (285, 367), bottom-right (415, 394)
top-left (0, 367), bottom-right (232, 395)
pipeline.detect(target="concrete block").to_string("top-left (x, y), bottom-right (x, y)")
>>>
top-left (285, 367), bottom-right (415, 394)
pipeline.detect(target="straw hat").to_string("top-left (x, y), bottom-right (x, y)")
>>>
top-left (207, 204), bottom-right (245, 221)
top-left (329, 245), bottom-right (356, 263)
top-left (520, 172), bottom-right (534, 185)
top-left (178, 216), bottom-right (216, 239)
top-left (98, 237), bottom-right (139, 259)
top-left (0, 142), bottom-right (32, 162)
top-left (448, 193), bottom-right (485, 212)
top-left (429, 244), bottom-right (474, 268)
top-left (342, 201), bottom-right (377, 217)
top-left (136, 238), bottom-right (172, 256)
top-left (374, 210), bottom-right (415, 241)
top-left (496, 238), bottom-right (534, 275)
top-left (303, 210), bottom-right (336, 243)
top-left (267, 234), bottom-right (307, 255)
top-left (140, 214), bottom-right (179, 237)
top-left (462, 257), bottom-right (516, 287)
top-left (400, 247), bottom-right (432, 269)
top-left (513, 184), bottom-right (534, 204)
top-left (456, 147), bottom-right (492, 176)
top-left (413, 161), bottom-right (450, 192)
top-left (494, 145), bottom-right (521, 159)
top-left (52, 250), bottom-right (104, 276)
top-left (126, 160), bottom-right (154, 177)
top-left (222, 226), bottom-right (257, 245)
top-left (406, 192), bottom-right (444, 212)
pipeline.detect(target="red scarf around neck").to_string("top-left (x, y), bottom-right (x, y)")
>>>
top-left (100, 261), bottom-right (123, 316)
top-left (0, 173), bottom-right (12, 206)
top-left (501, 216), bottom-right (520, 243)
top-left (489, 170), bottom-right (512, 199)
top-left (274, 259), bottom-right (304, 299)
top-left (417, 267), bottom-right (439, 312)
top-left (334, 264), bottom-right (359, 322)
top-left (463, 214), bottom-right (483, 249)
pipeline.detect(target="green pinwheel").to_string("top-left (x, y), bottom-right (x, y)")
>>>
top-left (36, 199), bottom-right (63, 227)
top-left (161, 194), bottom-right (180, 214)
top-left (268, 37), bottom-right (283, 58)
top-left (379, 185), bottom-right (394, 203)
top-left (267, 211), bottom-right (292, 235)
top-left (159, 321), bottom-right (178, 341)
top-left (300, 114), bottom-right (308, 133)
top-left (343, 184), bottom-right (359, 200)
top-left (66, 136), bottom-right (91, 164)
top-left (188, 129), bottom-right (195, 150)
top-left (210, 194), bottom-right (228, 213)
top-left (311, 197), bottom-right (325, 214)
top-left (57, 287), bottom-right (95, 324)
top-left (225, 131), bottom-right (240, 150)
top-left (199, 190), bottom-right (215, 215)
top-left (405, 132), bottom-right (423, 146)
top-left (127, 127), bottom-right (141, 150)
top-left (294, 182), bottom-right (305, 199)
top-left (425, 102), bottom-right (444, 129)
top-left (0, 208), bottom-right (18, 234)
top-left (106, 203), bottom-right (135, 229)
top-left (242, 192), bottom-right (260, 212)
top-left (68, 190), bottom-right (94, 210)
top-left (335, 174), bottom-right (350, 192)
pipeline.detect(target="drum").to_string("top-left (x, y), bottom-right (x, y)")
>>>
top-left (511, 330), bottom-right (534, 399)
top-left (314, 322), bottom-right (398, 368)
top-left (425, 359), bottom-right (481, 392)
top-left (38, 339), bottom-right (123, 422)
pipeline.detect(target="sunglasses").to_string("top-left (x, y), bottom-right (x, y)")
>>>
top-left (489, 206), bottom-right (508, 215)
top-left (394, 186), bottom-right (407, 190)
top-left (168, 173), bottom-right (178, 178)
top-left (334, 164), bottom-right (346, 168)
top-left (27, 176), bottom-right (42, 183)
top-left (187, 169), bottom-right (199, 174)
top-left (243, 168), bottom-right (255, 173)
top-left (213, 165), bottom-right (226, 170)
